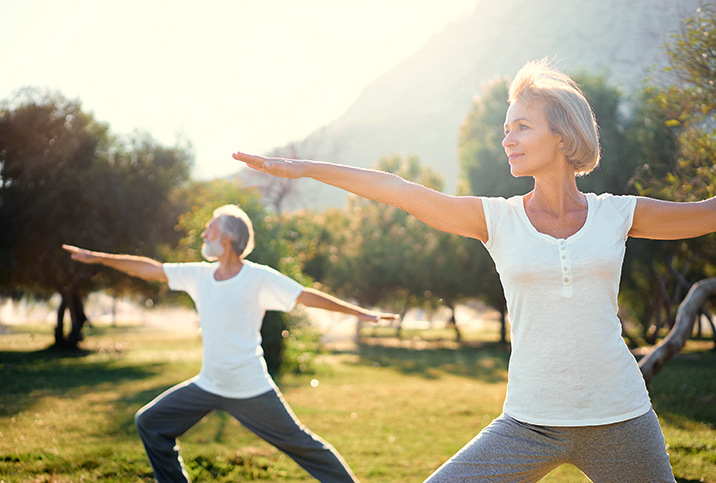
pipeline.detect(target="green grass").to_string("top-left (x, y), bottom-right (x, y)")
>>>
top-left (0, 324), bottom-right (714, 482)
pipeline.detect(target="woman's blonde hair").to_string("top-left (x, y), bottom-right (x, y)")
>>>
top-left (213, 204), bottom-right (255, 258)
top-left (509, 59), bottom-right (600, 175)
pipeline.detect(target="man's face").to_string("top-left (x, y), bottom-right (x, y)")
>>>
top-left (201, 218), bottom-right (225, 261)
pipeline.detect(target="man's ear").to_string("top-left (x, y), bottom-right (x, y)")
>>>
top-left (220, 233), bottom-right (233, 246)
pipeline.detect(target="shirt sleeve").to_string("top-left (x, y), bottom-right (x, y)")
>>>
top-left (622, 195), bottom-right (637, 240)
top-left (163, 262), bottom-right (209, 297)
top-left (258, 265), bottom-right (304, 312)
top-left (480, 197), bottom-right (495, 249)
top-left (600, 193), bottom-right (637, 241)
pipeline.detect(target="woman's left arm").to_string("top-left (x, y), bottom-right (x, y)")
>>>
top-left (629, 196), bottom-right (716, 240)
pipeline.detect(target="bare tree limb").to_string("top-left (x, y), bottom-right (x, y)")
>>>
top-left (639, 277), bottom-right (716, 384)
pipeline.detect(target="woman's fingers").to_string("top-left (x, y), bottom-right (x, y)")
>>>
top-left (233, 151), bottom-right (302, 179)
top-left (232, 151), bottom-right (266, 171)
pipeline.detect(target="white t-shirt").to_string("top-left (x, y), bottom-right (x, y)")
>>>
top-left (482, 192), bottom-right (652, 426)
top-left (163, 259), bottom-right (304, 398)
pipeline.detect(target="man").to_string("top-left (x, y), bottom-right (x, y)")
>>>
top-left (63, 204), bottom-right (397, 483)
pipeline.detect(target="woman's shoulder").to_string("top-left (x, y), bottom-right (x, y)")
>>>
top-left (588, 192), bottom-right (637, 210)
top-left (481, 194), bottom-right (523, 209)
top-left (586, 193), bottom-right (638, 230)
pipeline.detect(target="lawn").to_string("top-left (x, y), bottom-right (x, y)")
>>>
top-left (0, 323), bottom-right (714, 482)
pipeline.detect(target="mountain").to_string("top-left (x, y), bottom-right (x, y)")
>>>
top-left (253, 0), bottom-right (704, 210)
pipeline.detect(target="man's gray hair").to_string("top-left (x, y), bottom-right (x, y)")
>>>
top-left (212, 205), bottom-right (255, 258)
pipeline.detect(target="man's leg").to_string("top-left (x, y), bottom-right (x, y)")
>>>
top-left (222, 388), bottom-right (359, 483)
top-left (135, 381), bottom-right (218, 483)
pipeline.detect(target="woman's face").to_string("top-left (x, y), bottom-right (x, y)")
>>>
top-left (502, 100), bottom-right (564, 178)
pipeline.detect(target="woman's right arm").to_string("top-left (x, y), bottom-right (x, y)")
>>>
top-left (62, 245), bottom-right (168, 282)
top-left (232, 152), bottom-right (488, 242)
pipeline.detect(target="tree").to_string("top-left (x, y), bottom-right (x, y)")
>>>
top-left (0, 89), bottom-right (192, 349)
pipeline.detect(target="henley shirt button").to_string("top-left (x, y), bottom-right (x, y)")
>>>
top-left (563, 267), bottom-right (568, 271)
top-left (561, 247), bottom-right (566, 251)
top-left (562, 255), bottom-right (566, 259)
top-left (564, 278), bottom-right (569, 283)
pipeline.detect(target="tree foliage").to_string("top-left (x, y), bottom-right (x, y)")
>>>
top-left (0, 89), bottom-right (192, 348)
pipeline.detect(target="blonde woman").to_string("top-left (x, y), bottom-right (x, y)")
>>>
top-left (233, 60), bottom-right (716, 481)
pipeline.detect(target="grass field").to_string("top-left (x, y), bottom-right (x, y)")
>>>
top-left (1, 323), bottom-right (715, 482)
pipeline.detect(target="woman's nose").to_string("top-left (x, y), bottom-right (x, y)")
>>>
top-left (502, 132), bottom-right (515, 148)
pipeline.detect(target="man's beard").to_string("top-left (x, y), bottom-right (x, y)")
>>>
top-left (201, 238), bottom-right (225, 261)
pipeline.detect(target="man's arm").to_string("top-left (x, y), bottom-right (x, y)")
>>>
top-left (62, 245), bottom-right (168, 282)
top-left (295, 287), bottom-right (399, 323)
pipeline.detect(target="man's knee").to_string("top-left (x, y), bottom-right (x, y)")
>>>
top-left (135, 405), bottom-right (153, 433)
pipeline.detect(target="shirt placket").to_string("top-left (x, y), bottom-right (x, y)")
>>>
top-left (559, 239), bottom-right (573, 297)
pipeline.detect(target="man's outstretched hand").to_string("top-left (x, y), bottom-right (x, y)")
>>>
top-left (357, 311), bottom-right (401, 324)
top-left (62, 245), bottom-right (102, 265)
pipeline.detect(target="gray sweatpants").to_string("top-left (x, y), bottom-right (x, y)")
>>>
top-left (135, 380), bottom-right (359, 483)
top-left (424, 410), bottom-right (675, 483)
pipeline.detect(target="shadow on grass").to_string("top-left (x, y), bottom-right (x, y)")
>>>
top-left (649, 350), bottom-right (716, 428)
top-left (0, 346), bottom-right (163, 417)
top-left (355, 340), bottom-right (510, 383)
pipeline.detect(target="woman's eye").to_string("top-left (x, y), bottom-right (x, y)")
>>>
top-left (519, 124), bottom-right (528, 130)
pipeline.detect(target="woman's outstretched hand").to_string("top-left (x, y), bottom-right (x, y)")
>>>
top-left (232, 151), bottom-right (304, 179)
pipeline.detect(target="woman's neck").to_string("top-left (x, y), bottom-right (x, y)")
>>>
top-left (523, 172), bottom-right (588, 239)
top-left (527, 168), bottom-right (585, 216)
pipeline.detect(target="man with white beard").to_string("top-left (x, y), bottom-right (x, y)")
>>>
top-left (63, 204), bottom-right (397, 483)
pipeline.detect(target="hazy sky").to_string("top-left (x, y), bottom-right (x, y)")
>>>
top-left (1, 0), bottom-right (479, 179)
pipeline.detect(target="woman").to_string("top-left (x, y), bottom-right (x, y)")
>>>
top-left (233, 59), bottom-right (716, 481)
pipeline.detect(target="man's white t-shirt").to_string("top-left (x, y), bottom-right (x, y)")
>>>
top-left (163, 260), bottom-right (303, 398)
top-left (481, 192), bottom-right (652, 426)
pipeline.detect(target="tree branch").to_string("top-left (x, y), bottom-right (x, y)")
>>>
top-left (639, 277), bottom-right (716, 384)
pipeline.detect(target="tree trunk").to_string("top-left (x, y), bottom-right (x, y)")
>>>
top-left (67, 290), bottom-right (88, 348)
top-left (55, 295), bottom-right (68, 346)
top-left (396, 301), bottom-right (409, 339)
top-left (54, 286), bottom-right (88, 349)
top-left (498, 295), bottom-right (508, 344)
top-left (445, 303), bottom-right (461, 342)
top-left (639, 277), bottom-right (716, 384)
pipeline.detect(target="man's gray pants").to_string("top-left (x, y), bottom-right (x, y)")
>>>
top-left (135, 380), bottom-right (359, 483)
